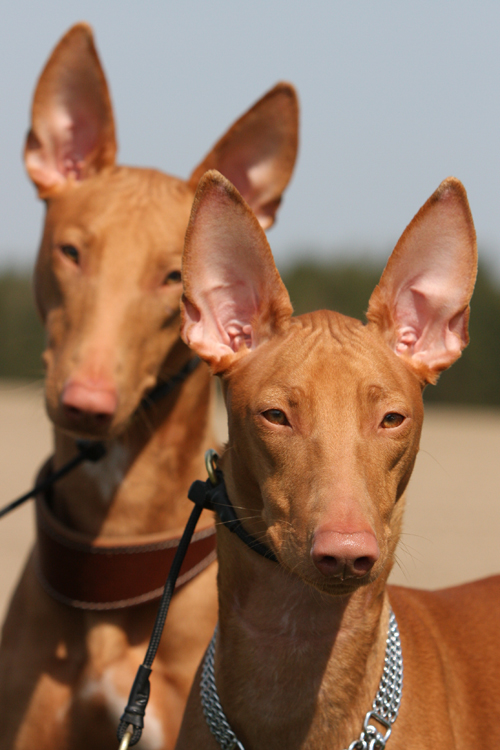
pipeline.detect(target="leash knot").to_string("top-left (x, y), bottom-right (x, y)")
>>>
top-left (187, 472), bottom-right (222, 510)
top-left (188, 471), bottom-right (278, 563)
top-left (117, 664), bottom-right (152, 745)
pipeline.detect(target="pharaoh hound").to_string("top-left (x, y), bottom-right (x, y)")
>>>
top-left (175, 171), bottom-right (500, 749)
top-left (0, 24), bottom-right (298, 750)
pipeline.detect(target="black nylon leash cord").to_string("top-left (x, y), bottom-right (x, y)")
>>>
top-left (0, 440), bottom-right (106, 520)
top-left (141, 357), bottom-right (200, 409)
top-left (0, 358), bottom-right (204, 748)
top-left (116, 467), bottom-right (278, 748)
top-left (0, 357), bottom-right (200, 522)
top-left (117, 500), bottom-right (204, 747)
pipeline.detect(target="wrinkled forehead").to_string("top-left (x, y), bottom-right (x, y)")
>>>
top-left (45, 167), bottom-right (194, 237)
top-left (228, 310), bottom-right (422, 410)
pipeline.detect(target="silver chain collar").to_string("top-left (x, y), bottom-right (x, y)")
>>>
top-left (200, 609), bottom-right (402, 750)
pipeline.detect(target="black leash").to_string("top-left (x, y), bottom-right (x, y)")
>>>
top-left (116, 499), bottom-right (205, 748)
top-left (116, 451), bottom-right (277, 749)
top-left (141, 357), bottom-right (201, 408)
top-left (0, 440), bottom-right (106, 519)
top-left (188, 469), bottom-right (278, 563)
top-left (0, 358), bottom-right (201, 521)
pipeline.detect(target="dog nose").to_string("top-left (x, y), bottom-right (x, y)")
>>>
top-left (62, 380), bottom-right (118, 424)
top-left (311, 529), bottom-right (380, 579)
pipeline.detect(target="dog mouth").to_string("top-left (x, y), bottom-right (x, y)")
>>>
top-left (56, 406), bottom-right (118, 440)
top-left (45, 384), bottom-right (132, 441)
top-left (313, 573), bottom-right (375, 596)
top-left (304, 563), bottom-right (378, 596)
top-left (277, 548), bottom-right (381, 598)
top-left (276, 565), bottom-right (377, 601)
top-left (46, 368), bottom-right (160, 440)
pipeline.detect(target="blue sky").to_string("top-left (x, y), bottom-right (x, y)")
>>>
top-left (1, 1), bottom-right (500, 273)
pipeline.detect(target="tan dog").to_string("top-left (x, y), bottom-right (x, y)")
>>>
top-left (0, 25), bottom-right (298, 750)
top-left (176, 171), bottom-right (500, 749)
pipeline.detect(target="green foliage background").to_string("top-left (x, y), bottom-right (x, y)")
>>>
top-left (0, 272), bottom-right (44, 380)
top-left (0, 259), bottom-right (499, 404)
top-left (282, 259), bottom-right (500, 406)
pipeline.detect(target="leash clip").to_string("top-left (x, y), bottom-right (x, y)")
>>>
top-left (187, 450), bottom-right (221, 511)
top-left (205, 449), bottom-right (219, 486)
top-left (118, 725), bottom-right (134, 750)
top-left (363, 711), bottom-right (392, 750)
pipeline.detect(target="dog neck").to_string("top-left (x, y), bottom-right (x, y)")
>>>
top-left (50, 356), bottom-right (217, 537)
top-left (213, 519), bottom-right (393, 750)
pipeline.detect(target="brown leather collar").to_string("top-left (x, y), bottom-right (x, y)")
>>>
top-left (34, 464), bottom-right (216, 611)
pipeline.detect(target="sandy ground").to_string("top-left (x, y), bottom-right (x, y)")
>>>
top-left (0, 380), bottom-right (499, 623)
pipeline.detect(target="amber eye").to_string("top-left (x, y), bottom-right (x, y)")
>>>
top-left (60, 245), bottom-right (79, 264)
top-left (381, 413), bottom-right (405, 429)
top-left (262, 409), bottom-right (289, 426)
top-left (164, 270), bottom-right (182, 285)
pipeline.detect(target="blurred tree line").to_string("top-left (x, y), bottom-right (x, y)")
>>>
top-left (0, 260), bottom-right (499, 404)
top-left (283, 259), bottom-right (500, 406)
top-left (0, 272), bottom-right (44, 380)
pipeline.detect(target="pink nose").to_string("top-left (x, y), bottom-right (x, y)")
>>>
top-left (62, 380), bottom-right (118, 423)
top-left (311, 529), bottom-right (380, 579)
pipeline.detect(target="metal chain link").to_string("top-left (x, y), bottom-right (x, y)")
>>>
top-left (346, 611), bottom-right (403, 750)
top-left (201, 626), bottom-right (245, 750)
top-left (200, 610), bottom-right (402, 750)
top-left (372, 610), bottom-right (403, 723)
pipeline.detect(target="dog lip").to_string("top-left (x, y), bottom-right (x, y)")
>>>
top-left (277, 556), bottom-right (376, 596)
top-left (55, 413), bottom-right (117, 441)
top-left (310, 571), bottom-right (375, 596)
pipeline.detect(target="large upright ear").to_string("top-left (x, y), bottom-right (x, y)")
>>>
top-left (25, 23), bottom-right (117, 198)
top-left (188, 83), bottom-right (299, 230)
top-left (367, 177), bottom-right (477, 384)
top-left (181, 170), bottom-right (293, 372)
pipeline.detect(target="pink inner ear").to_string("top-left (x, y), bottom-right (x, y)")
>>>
top-left (181, 171), bottom-right (293, 370)
top-left (221, 158), bottom-right (284, 229)
top-left (206, 284), bottom-right (256, 352)
top-left (181, 290), bottom-right (258, 365)
top-left (393, 282), bottom-right (466, 369)
top-left (189, 84), bottom-right (298, 229)
top-left (25, 24), bottom-right (117, 194)
top-left (367, 178), bottom-right (477, 379)
top-left (49, 107), bottom-right (100, 180)
top-left (29, 99), bottom-right (110, 190)
top-left (183, 252), bottom-right (264, 361)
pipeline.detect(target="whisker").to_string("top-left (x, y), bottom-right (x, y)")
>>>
top-left (392, 553), bottom-right (411, 581)
top-left (135, 405), bottom-right (156, 437)
top-left (399, 531), bottom-right (432, 543)
top-left (214, 515), bottom-right (262, 527)
top-left (415, 449), bottom-right (450, 479)
top-left (397, 539), bottom-right (424, 562)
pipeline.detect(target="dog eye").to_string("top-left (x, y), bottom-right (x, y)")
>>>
top-left (262, 409), bottom-right (289, 426)
top-left (164, 270), bottom-right (182, 285)
top-left (381, 413), bottom-right (405, 428)
top-left (60, 245), bottom-right (79, 264)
